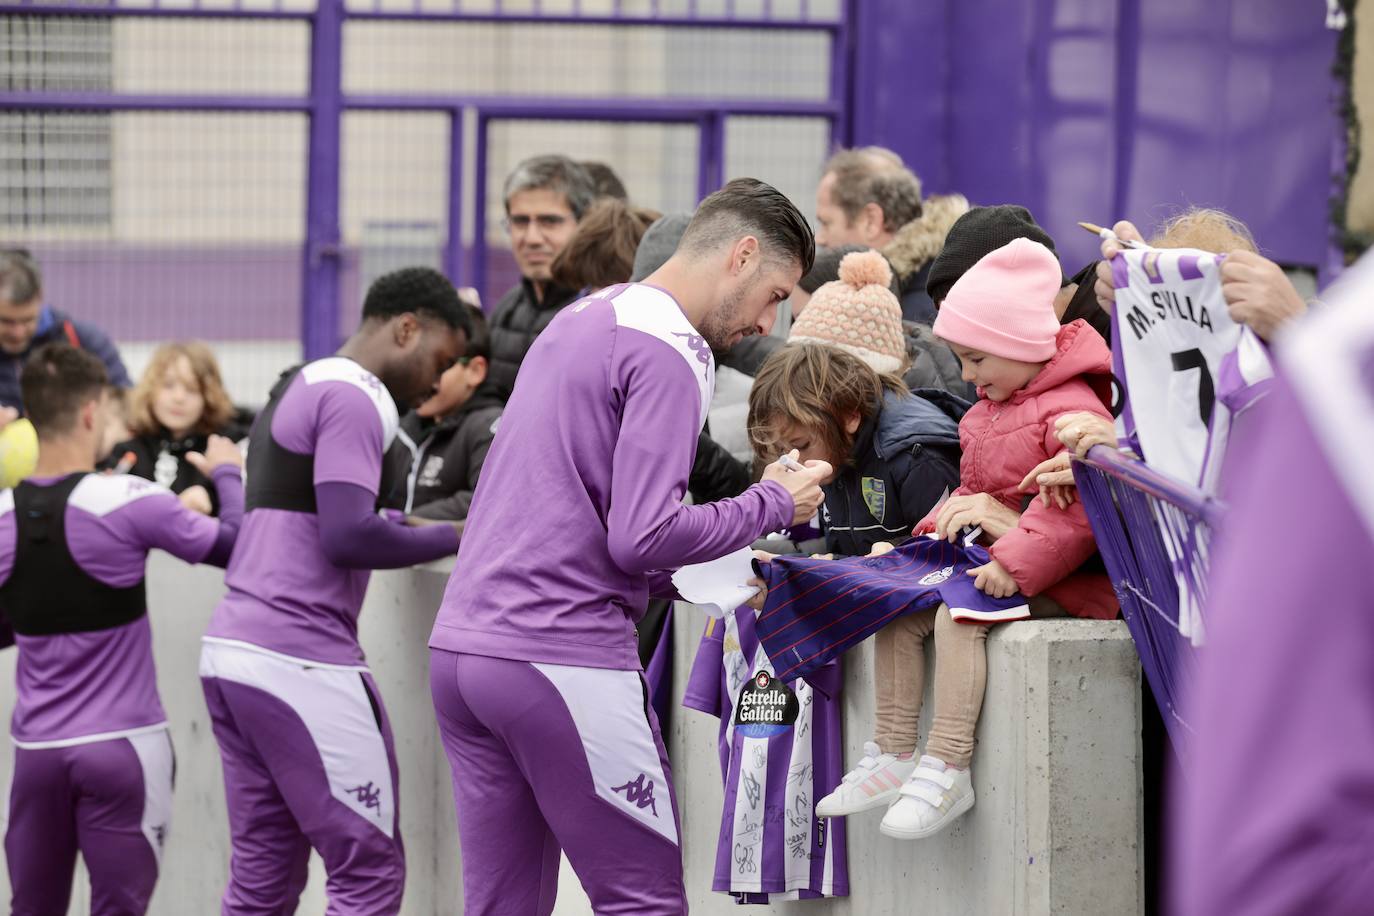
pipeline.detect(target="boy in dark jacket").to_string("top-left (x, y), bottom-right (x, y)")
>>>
top-left (381, 304), bottom-right (503, 522)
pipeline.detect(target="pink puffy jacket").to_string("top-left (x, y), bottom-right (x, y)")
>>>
top-left (917, 320), bottom-right (1118, 619)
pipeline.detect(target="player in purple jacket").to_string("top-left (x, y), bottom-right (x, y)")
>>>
top-left (428, 179), bottom-right (831, 914)
top-left (1172, 261), bottom-right (1374, 915)
top-left (199, 268), bottom-right (470, 914)
top-left (0, 344), bottom-right (244, 916)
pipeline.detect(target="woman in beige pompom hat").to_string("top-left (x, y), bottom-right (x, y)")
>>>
top-left (787, 249), bottom-right (911, 376)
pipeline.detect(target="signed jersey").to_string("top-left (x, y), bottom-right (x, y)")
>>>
top-left (683, 608), bottom-right (848, 901)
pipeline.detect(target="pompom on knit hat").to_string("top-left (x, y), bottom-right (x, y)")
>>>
top-left (932, 237), bottom-right (1061, 362)
top-left (787, 250), bottom-right (907, 374)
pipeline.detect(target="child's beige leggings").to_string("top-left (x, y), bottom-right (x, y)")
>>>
top-left (873, 597), bottom-right (1065, 768)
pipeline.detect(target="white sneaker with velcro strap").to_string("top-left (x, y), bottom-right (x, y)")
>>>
top-left (879, 755), bottom-right (975, 840)
top-left (815, 741), bottom-right (917, 817)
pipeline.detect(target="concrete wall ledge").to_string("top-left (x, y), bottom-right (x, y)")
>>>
top-left (0, 555), bottom-right (1142, 915)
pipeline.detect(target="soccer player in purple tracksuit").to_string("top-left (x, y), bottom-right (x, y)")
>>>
top-left (1173, 261), bottom-right (1374, 914)
top-left (428, 179), bottom-right (832, 914)
top-left (0, 344), bottom-right (245, 915)
top-left (199, 268), bottom-right (470, 914)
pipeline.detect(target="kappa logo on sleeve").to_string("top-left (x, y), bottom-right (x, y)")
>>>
top-left (672, 331), bottom-right (714, 372)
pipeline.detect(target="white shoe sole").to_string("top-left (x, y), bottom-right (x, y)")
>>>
top-left (816, 787), bottom-right (902, 818)
top-left (878, 790), bottom-right (976, 840)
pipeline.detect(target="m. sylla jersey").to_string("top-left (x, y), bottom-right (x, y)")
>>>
top-left (754, 535), bottom-right (1030, 683)
top-left (1109, 246), bottom-right (1273, 494)
top-left (1109, 246), bottom-right (1273, 643)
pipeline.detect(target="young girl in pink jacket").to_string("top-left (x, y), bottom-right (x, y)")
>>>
top-left (852, 237), bottom-right (1118, 840)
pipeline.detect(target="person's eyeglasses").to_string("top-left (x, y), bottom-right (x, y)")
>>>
top-left (502, 214), bottom-right (570, 235)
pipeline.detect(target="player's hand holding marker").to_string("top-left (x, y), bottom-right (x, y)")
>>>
top-left (746, 452), bottom-right (833, 613)
top-left (761, 449), bottom-right (832, 528)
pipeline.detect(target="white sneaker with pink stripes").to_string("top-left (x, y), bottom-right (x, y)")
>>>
top-left (814, 741), bottom-right (916, 817)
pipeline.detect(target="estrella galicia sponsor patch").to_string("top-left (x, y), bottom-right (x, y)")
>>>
top-left (861, 476), bottom-right (886, 520)
top-left (733, 670), bottom-right (799, 738)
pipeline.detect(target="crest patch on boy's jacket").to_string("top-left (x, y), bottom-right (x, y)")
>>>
top-left (419, 456), bottom-right (445, 489)
top-left (861, 477), bottom-right (886, 519)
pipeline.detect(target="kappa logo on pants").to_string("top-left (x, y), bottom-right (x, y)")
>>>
top-left (347, 781), bottom-right (384, 815)
top-left (610, 773), bottom-right (659, 817)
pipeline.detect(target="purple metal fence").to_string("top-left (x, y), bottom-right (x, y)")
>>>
top-left (1074, 444), bottom-right (1224, 753)
top-left (2, 0), bottom-right (853, 373)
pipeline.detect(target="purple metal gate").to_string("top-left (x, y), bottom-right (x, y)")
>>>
top-left (2, 0), bottom-right (853, 400)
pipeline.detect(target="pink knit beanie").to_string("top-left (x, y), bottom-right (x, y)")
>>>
top-left (932, 237), bottom-right (1061, 362)
top-left (788, 250), bottom-right (907, 374)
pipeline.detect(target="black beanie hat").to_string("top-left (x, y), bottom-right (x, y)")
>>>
top-left (925, 205), bottom-right (1060, 307)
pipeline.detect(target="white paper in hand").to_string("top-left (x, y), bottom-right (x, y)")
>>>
top-left (671, 547), bottom-right (761, 618)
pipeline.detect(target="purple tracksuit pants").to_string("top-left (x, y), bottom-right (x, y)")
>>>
top-left (6, 729), bottom-right (173, 915)
top-left (199, 640), bottom-right (405, 915)
top-left (430, 648), bottom-right (687, 915)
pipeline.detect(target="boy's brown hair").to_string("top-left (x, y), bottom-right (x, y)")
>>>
top-left (550, 198), bottom-right (662, 292)
top-left (748, 342), bottom-right (907, 469)
top-left (128, 340), bottom-right (234, 438)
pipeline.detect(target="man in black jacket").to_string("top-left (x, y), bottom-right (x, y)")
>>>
top-left (382, 304), bottom-right (503, 521)
top-left (486, 155), bottom-right (596, 401)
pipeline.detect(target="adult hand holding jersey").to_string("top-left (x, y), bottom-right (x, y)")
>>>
top-left (1219, 250), bottom-right (1307, 341)
top-left (759, 449), bottom-right (832, 526)
top-left (928, 493), bottom-right (1020, 543)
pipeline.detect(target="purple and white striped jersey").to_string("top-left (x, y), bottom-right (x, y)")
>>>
top-left (683, 608), bottom-right (848, 901)
top-left (0, 472), bottom-right (235, 746)
top-left (431, 284), bottom-right (793, 671)
top-left (754, 536), bottom-right (1030, 683)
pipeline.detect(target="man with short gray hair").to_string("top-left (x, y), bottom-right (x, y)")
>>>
top-left (0, 249), bottom-right (130, 414)
top-left (486, 155), bottom-right (596, 401)
top-left (814, 148), bottom-right (966, 324)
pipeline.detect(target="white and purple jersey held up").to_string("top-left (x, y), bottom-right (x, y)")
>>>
top-left (431, 283), bottom-right (794, 670)
top-left (1108, 246), bottom-right (1274, 493)
top-left (206, 357), bottom-right (398, 666)
top-left (0, 473), bottom-right (228, 746)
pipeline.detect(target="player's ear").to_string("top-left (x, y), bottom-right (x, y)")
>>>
top-left (393, 313), bottom-right (420, 348)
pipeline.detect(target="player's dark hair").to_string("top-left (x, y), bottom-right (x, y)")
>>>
top-left (679, 178), bottom-right (815, 275)
top-left (22, 343), bottom-right (109, 437)
top-left (361, 267), bottom-right (471, 340)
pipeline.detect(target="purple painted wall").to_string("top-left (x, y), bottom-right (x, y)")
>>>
top-left (854, 0), bottom-right (1338, 274)
top-left (28, 244), bottom-right (301, 341)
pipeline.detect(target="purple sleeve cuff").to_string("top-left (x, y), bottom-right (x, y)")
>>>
top-left (755, 479), bottom-right (796, 534)
top-left (202, 466), bottom-right (245, 568)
